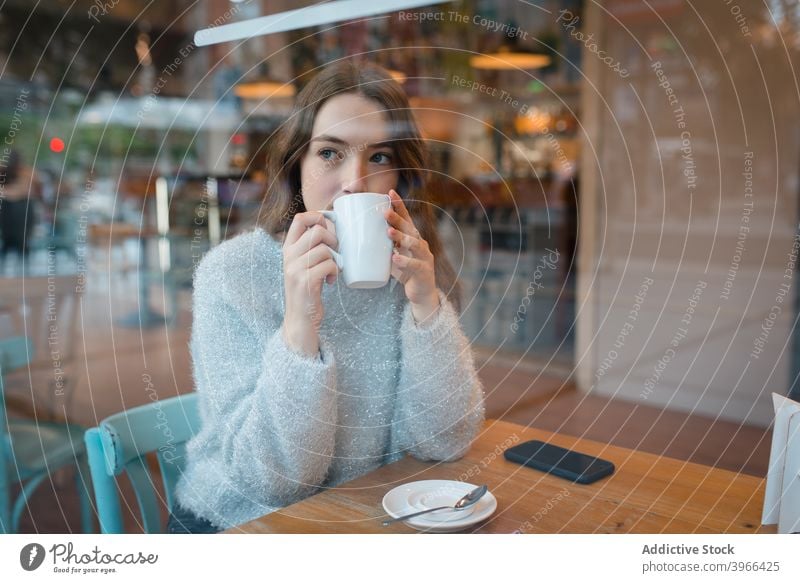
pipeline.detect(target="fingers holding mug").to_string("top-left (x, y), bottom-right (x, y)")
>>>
top-left (384, 191), bottom-right (420, 240)
top-left (388, 189), bottom-right (413, 223)
top-left (387, 225), bottom-right (431, 259)
top-left (292, 222), bottom-right (339, 259)
top-left (284, 212), bottom-right (338, 259)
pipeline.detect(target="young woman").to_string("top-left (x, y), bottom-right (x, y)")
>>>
top-left (170, 61), bottom-right (485, 533)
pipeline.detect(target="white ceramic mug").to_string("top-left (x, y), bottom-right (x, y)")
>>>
top-left (320, 192), bottom-right (392, 289)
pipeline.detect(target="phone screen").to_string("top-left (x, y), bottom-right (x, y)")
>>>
top-left (504, 440), bottom-right (615, 484)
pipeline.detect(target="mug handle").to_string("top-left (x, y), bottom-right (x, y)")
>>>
top-left (319, 211), bottom-right (343, 270)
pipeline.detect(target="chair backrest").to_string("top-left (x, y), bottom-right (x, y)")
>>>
top-left (0, 277), bottom-right (80, 417)
top-left (84, 392), bottom-right (200, 533)
top-left (0, 336), bottom-right (34, 434)
top-left (0, 277), bottom-right (80, 366)
top-left (0, 275), bottom-right (81, 417)
top-left (0, 336), bottom-right (33, 375)
top-left (0, 336), bottom-right (34, 530)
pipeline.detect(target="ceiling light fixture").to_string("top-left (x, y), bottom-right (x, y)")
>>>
top-left (195, 0), bottom-right (452, 46)
top-left (234, 80), bottom-right (296, 100)
top-left (470, 46), bottom-right (551, 70)
top-left (387, 69), bottom-right (407, 84)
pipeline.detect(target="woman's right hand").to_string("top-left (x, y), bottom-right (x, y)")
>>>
top-left (281, 211), bottom-right (339, 358)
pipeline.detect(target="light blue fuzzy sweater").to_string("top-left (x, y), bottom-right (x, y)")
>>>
top-left (175, 228), bottom-right (485, 530)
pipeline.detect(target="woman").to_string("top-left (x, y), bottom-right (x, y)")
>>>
top-left (170, 61), bottom-right (485, 533)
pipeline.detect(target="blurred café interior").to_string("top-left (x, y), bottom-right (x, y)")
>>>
top-left (0, 0), bottom-right (798, 532)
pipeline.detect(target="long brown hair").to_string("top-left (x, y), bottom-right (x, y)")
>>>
top-left (260, 60), bottom-right (462, 312)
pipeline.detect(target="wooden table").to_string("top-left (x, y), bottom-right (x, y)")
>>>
top-left (228, 420), bottom-right (773, 534)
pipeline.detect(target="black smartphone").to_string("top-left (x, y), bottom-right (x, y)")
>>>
top-left (504, 440), bottom-right (615, 484)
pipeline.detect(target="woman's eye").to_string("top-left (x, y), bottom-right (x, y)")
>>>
top-left (319, 148), bottom-right (341, 161)
top-left (370, 152), bottom-right (393, 164)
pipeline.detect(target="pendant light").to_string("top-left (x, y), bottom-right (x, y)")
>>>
top-left (470, 45), bottom-right (551, 71)
top-left (234, 63), bottom-right (296, 100)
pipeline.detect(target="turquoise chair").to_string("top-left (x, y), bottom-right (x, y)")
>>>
top-left (84, 392), bottom-right (199, 533)
top-left (0, 336), bottom-right (93, 533)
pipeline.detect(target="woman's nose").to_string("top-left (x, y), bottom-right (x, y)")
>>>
top-left (341, 157), bottom-right (369, 194)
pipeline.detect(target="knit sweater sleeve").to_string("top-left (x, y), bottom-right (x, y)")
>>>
top-left (390, 289), bottom-right (485, 462)
top-left (178, 237), bottom-right (338, 523)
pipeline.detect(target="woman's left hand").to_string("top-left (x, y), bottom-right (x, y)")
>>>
top-left (384, 189), bottom-right (440, 323)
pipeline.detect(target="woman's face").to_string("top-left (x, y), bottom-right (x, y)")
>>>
top-left (299, 92), bottom-right (400, 211)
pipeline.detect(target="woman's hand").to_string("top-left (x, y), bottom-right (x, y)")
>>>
top-left (384, 189), bottom-right (440, 324)
top-left (282, 212), bottom-right (339, 357)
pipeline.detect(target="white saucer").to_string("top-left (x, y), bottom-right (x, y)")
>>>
top-left (382, 480), bottom-right (497, 533)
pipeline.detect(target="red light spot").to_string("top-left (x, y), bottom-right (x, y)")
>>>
top-left (232, 134), bottom-right (246, 146)
top-left (50, 137), bottom-right (65, 153)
